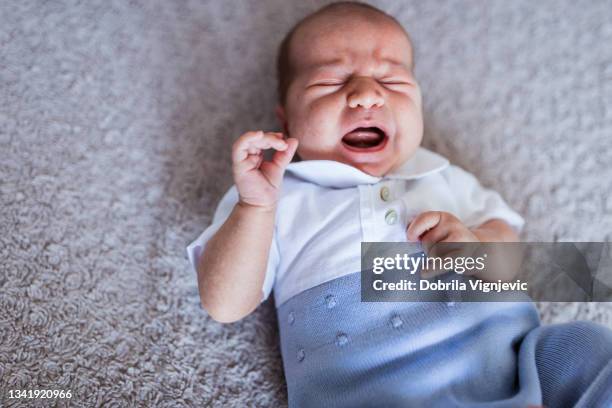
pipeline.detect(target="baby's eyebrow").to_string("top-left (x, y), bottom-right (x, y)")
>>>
top-left (380, 58), bottom-right (411, 70)
top-left (308, 57), bottom-right (411, 73)
top-left (308, 59), bottom-right (347, 72)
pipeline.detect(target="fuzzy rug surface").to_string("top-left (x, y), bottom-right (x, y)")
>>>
top-left (1, 0), bottom-right (611, 406)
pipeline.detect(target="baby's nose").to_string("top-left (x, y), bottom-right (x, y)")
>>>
top-left (347, 78), bottom-right (385, 109)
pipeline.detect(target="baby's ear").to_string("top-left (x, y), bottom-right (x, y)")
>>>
top-left (275, 105), bottom-right (289, 136)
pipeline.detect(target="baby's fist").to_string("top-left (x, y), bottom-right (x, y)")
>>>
top-left (231, 130), bottom-right (298, 210)
top-left (407, 211), bottom-right (480, 278)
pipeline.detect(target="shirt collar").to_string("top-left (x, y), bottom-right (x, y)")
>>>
top-left (285, 147), bottom-right (450, 188)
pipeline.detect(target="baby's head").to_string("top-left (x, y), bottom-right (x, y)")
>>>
top-left (276, 1), bottom-right (422, 176)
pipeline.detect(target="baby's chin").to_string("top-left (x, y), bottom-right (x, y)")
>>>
top-left (328, 152), bottom-right (405, 177)
top-left (349, 160), bottom-right (400, 177)
top-left (339, 146), bottom-right (418, 177)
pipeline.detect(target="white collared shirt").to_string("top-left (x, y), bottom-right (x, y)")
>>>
top-left (186, 147), bottom-right (524, 307)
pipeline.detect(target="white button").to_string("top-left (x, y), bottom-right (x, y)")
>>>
top-left (385, 209), bottom-right (398, 225)
top-left (380, 186), bottom-right (391, 201)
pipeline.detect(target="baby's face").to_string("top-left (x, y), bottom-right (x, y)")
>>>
top-left (278, 12), bottom-right (423, 176)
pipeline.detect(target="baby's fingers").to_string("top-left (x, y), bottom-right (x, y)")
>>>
top-left (232, 131), bottom-right (288, 163)
top-left (272, 137), bottom-right (299, 169)
top-left (407, 211), bottom-right (443, 242)
top-left (259, 138), bottom-right (299, 188)
top-left (260, 131), bottom-right (289, 151)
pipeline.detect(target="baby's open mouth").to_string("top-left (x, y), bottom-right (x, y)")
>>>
top-left (341, 127), bottom-right (387, 150)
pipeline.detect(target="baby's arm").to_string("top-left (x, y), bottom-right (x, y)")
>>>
top-left (197, 131), bottom-right (298, 323)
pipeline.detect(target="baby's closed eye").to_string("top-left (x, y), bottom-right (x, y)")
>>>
top-left (310, 80), bottom-right (345, 87)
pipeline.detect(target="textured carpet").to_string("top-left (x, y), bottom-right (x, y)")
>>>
top-left (1, 0), bottom-right (611, 406)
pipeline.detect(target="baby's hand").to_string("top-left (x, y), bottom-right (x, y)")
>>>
top-left (406, 211), bottom-right (480, 278)
top-left (406, 212), bottom-right (521, 281)
top-left (232, 131), bottom-right (299, 210)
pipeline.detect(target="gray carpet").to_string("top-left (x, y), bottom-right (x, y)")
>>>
top-left (2, 0), bottom-right (611, 406)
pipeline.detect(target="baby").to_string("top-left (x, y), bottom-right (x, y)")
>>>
top-left (187, 2), bottom-right (612, 407)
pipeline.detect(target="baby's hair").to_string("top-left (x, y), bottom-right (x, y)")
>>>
top-left (276, 1), bottom-right (412, 106)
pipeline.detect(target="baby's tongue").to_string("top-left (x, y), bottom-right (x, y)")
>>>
top-left (343, 128), bottom-right (382, 147)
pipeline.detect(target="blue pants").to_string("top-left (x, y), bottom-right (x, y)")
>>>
top-left (276, 272), bottom-right (612, 407)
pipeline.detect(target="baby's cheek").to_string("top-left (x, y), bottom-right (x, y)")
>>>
top-left (292, 122), bottom-right (338, 160)
top-left (392, 90), bottom-right (423, 116)
top-left (309, 93), bottom-right (344, 120)
top-left (309, 103), bottom-right (343, 134)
